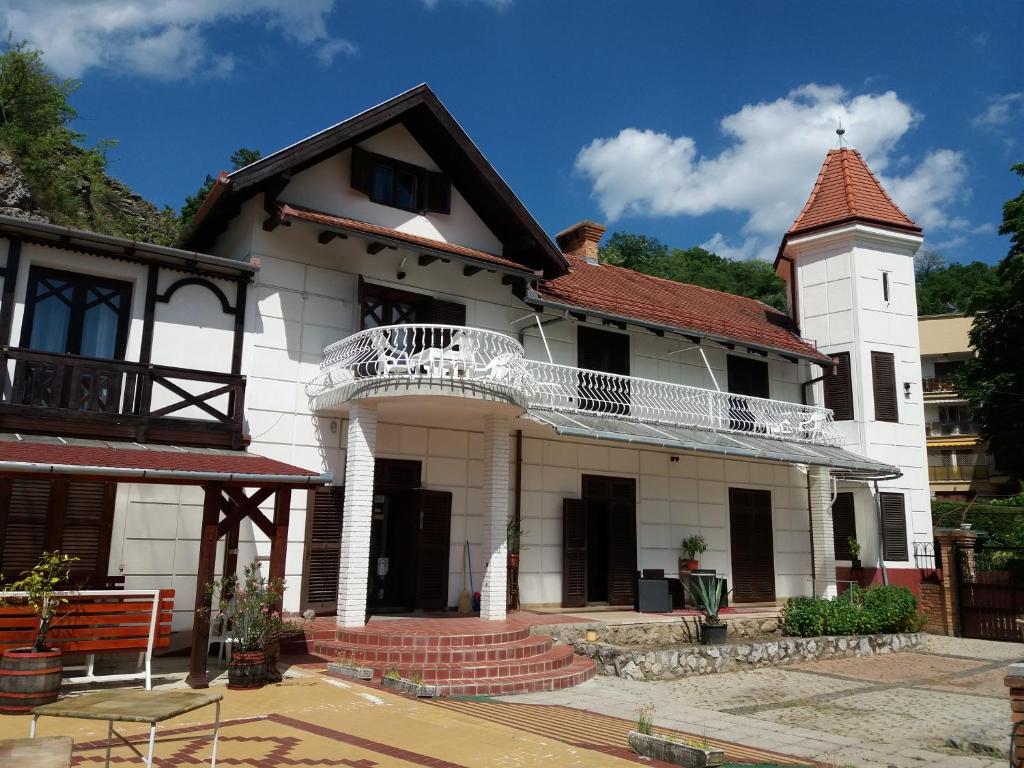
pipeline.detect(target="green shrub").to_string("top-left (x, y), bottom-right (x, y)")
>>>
top-left (780, 586), bottom-right (918, 637)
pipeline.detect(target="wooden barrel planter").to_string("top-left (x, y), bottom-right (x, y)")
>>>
top-left (227, 650), bottom-right (266, 690)
top-left (0, 649), bottom-right (63, 714)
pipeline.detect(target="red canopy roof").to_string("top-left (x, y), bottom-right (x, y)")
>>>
top-left (788, 148), bottom-right (921, 237)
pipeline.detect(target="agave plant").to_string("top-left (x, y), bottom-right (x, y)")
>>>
top-left (682, 576), bottom-right (728, 625)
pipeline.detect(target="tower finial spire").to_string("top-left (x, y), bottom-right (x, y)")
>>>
top-left (835, 117), bottom-right (847, 148)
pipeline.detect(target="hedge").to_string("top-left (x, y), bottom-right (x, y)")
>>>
top-left (779, 586), bottom-right (919, 638)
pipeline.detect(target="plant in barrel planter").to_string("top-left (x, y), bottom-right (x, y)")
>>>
top-left (679, 535), bottom-right (707, 572)
top-left (506, 519), bottom-right (527, 611)
top-left (848, 537), bottom-right (862, 570)
top-left (683, 576), bottom-right (729, 645)
top-left (206, 562), bottom-right (297, 690)
top-left (0, 552), bottom-right (77, 714)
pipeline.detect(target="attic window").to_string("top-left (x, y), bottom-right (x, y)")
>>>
top-left (882, 271), bottom-right (890, 303)
top-left (351, 146), bottom-right (450, 215)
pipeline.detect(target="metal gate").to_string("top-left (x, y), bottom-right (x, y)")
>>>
top-left (957, 545), bottom-right (1024, 641)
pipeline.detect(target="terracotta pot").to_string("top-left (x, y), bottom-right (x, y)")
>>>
top-left (679, 558), bottom-right (699, 572)
top-left (0, 648), bottom-right (62, 714)
top-left (228, 650), bottom-right (266, 690)
top-left (508, 553), bottom-right (520, 569)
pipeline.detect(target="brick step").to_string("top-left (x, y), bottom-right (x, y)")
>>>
top-left (314, 633), bottom-right (553, 665)
top-left (332, 624), bottom-right (531, 649)
top-left (433, 657), bottom-right (598, 697)
top-left (360, 644), bottom-right (576, 682)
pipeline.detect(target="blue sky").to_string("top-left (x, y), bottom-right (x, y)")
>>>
top-left (3, 1), bottom-right (1021, 263)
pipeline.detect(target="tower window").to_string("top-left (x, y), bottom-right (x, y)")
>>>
top-left (882, 272), bottom-right (890, 303)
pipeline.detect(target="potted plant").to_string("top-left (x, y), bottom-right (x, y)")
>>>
top-left (627, 705), bottom-right (725, 767)
top-left (506, 519), bottom-right (528, 569)
top-left (683, 576), bottom-right (729, 645)
top-left (680, 535), bottom-right (707, 572)
top-left (848, 537), bottom-right (862, 570)
top-left (206, 562), bottom-right (296, 690)
top-left (0, 552), bottom-right (77, 713)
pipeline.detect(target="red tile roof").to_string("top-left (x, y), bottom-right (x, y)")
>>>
top-left (276, 203), bottom-right (535, 274)
top-left (0, 438), bottom-right (324, 482)
top-left (536, 256), bottom-right (830, 363)
top-left (788, 148), bottom-right (921, 236)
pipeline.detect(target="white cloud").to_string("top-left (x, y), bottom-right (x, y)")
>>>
top-left (420, 0), bottom-right (513, 8)
top-left (972, 93), bottom-right (1024, 128)
top-left (575, 84), bottom-right (970, 259)
top-left (0, 0), bottom-right (356, 79)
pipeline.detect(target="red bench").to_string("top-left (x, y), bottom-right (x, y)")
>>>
top-left (0, 590), bottom-right (174, 689)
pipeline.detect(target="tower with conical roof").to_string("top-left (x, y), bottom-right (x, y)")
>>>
top-left (776, 145), bottom-right (931, 593)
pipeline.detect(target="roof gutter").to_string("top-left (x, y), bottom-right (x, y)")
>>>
top-left (0, 459), bottom-right (332, 486)
top-left (526, 291), bottom-right (831, 366)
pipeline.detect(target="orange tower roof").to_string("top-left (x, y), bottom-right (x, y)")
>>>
top-left (787, 148), bottom-right (921, 237)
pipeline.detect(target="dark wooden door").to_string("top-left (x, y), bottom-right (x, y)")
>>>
top-left (577, 326), bottom-right (630, 414)
top-left (582, 475), bottom-right (637, 606)
top-left (562, 498), bottom-right (587, 607)
top-left (415, 490), bottom-right (452, 611)
top-left (728, 488), bottom-right (775, 603)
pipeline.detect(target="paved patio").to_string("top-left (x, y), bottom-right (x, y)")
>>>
top-left (507, 633), bottom-right (1020, 768)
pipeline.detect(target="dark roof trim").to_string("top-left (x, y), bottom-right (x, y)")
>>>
top-left (0, 459), bottom-right (331, 486)
top-left (775, 215), bottom-right (924, 270)
top-left (180, 84), bottom-right (568, 276)
top-left (526, 290), bottom-right (832, 366)
top-left (0, 214), bottom-right (254, 280)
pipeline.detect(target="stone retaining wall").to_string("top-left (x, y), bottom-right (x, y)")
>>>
top-left (567, 631), bottom-right (925, 681)
top-left (533, 616), bottom-right (780, 647)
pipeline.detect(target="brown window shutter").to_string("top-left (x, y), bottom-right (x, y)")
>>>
top-left (305, 487), bottom-right (344, 609)
top-left (416, 490), bottom-right (452, 611)
top-left (424, 171), bottom-right (451, 215)
top-left (350, 146), bottom-right (374, 196)
top-left (824, 352), bottom-right (854, 421)
top-left (562, 498), bottom-right (587, 608)
top-left (871, 351), bottom-right (898, 422)
top-left (430, 300), bottom-right (466, 327)
top-left (831, 492), bottom-right (856, 560)
top-left (60, 481), bottom-right (116, 581)
top-left (0, 478), bottom-right (51, 580)
top-left (879, 492), bottom-right (908, 561)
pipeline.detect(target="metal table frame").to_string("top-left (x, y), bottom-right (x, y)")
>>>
top-left (30, 698), bottom-right (221, 768)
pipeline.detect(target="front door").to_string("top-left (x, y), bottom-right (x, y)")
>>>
top-left (728, 488), bottom-right (776, 602)
top-left (562, 475), bottom-right (637, 607)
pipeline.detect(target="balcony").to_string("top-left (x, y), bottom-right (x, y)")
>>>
top-left (306, 324), bottom-right (843, 448)
top-left (928, 463), bottom-right (990, 483)
top-left (0, 347), bottom-right (246, 449)
top-left (922, 376), bottom-right (958, 394)
top-left (925, 420), bottom-right (978, 438)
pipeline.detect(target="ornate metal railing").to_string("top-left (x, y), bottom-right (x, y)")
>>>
top-left (308, 324), bottom-right (842, 447)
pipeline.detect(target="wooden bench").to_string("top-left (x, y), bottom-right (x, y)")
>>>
top-left (0, 590), bottom-right (174, 689)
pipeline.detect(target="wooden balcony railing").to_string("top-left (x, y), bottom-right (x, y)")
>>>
top-left (0, 347), bottom-right (245, 449)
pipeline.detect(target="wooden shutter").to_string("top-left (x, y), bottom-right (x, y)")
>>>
top-left (60, 481), bottom-right (115, 579)
top-left (416, 490), bottom-right (452, 611)
top-left (562, 498), bottom-right (587, 608)
top-left (375, 459), bottom-right (421, 490)
top-left (831, 492), bottom-right (856, 560)
top-left (304, 487), bottom-right (344, 611)
top-left (430, 300), bottom-right (466, 327)
top-left (606, 480), bottom-right (638, 607)
top-left (879, 492), bottom-right (908, 561)
top-left (350, 146), bottom-right (374, 196)
top-left (728, 488), bottom-right (776, 603)
top-left (871, 351), bottom-right (898, 422)
top-left (424, 171), bottom-right (451, 215)
top-left (824, 352), bottom-right (854, 421)
top-left (0, 478), bottom-right (51, 580)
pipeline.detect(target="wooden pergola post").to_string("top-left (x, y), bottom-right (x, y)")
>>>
top-left (186, 483), bottom-right (222, 689)
top-left (265, 487), bottom-right (291, 682)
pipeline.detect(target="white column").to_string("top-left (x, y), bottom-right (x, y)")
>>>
top-left (479, 414), bottom-right (511, 621)
top-left (337, 402), bottom-right (377, 627)
top-left (808, 465), bottom-right (838, 598)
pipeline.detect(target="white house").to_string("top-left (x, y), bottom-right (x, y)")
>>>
top-left (0, 86), bottom-right (933, 673)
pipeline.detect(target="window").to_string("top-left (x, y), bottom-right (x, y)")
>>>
top-left (726, 355), bottom-right (769, 432)
top-left (0, 478), bottom-right (116, 584)
top-left (823, 352), bottom-right (854, 421)
top-left (831, 492), bottom-right (857, 560)
top-left (870, 351), bottom-right (898, 422)
top-left (358, 282), bottom-right (465, 329)
top-left (933, 360), bottom-right (963, 379)
top-left (20, 267), bottom-right (132, 359)
top-left (882, 271), bottom-right (890, 303)
top-left (577, 326), bottom-right (630, 413)
top-left (351, 146), bottom-right (451, 214)
top-left (879, 492), bottom-right (908, 561)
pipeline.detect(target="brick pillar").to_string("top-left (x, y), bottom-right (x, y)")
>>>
top-left (1005, 663), bottom-right (1024, 765)
top-left (808, 466), bottom-right (837, 598)
top-left (337, 403), bottom-right (377, 627)
top-left (480, 414), bottom-right (511, 621)
top-left (930, 527), bottom-right (979, 637)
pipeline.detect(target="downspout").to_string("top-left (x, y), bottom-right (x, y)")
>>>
top-left (873, 480), bottom-right (890, 586)
top-left (512, 428), bottom-right (523, 611)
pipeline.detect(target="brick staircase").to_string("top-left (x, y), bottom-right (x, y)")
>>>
top-left (311, 616), bottom-right (597, 697)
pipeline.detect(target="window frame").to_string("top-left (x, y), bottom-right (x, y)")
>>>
top-left (351, 146), bottom-right (451, 215)
top-left (19, 266), bottom-right (132, 360)
top-left (370, 155), bottom-right (425, 212)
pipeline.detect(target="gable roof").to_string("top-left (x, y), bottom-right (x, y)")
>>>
top-left (533, 254), bottom-right (831, 364)
top-left (787, 148), bottom-right (921, 238)
top-left (179, 84), bottom-right (568, 276)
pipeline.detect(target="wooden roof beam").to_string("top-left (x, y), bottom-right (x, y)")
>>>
top-left (317, 230), bottom-right (347, 245)
top-left (419, 254), bottom-right (440, 267)
top-left (463, 265), bottom-right (483, 277)
top-left (367, 242), bottom-right (396, 255)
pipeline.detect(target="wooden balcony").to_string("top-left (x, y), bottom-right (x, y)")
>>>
top-left (0, 347), bottom-right (245, 449)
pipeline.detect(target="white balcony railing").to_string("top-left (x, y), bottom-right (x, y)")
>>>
top-left (307, 324), bottom-right (843, 447)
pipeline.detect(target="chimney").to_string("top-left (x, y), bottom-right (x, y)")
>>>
top-left (556, 220), bottom-right (607, 265)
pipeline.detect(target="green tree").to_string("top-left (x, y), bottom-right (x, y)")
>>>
top-left (958, 163), bottom-right (1024, 481)
top-left (180, 147), bottom-right (262, 229)
top-left (600, 231), bottom-right (668, 272)
top-left (916, 260), bottom-right (1000, 315)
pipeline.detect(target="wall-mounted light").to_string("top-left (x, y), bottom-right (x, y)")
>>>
top-left (330, 420), bottom-right (338, 434)
top-left (397, 256), bottom-right (407, 280)
top-left (903, 382), bottom-right (912, 398)
top-left (670, 455), bottom-right (680, 463)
